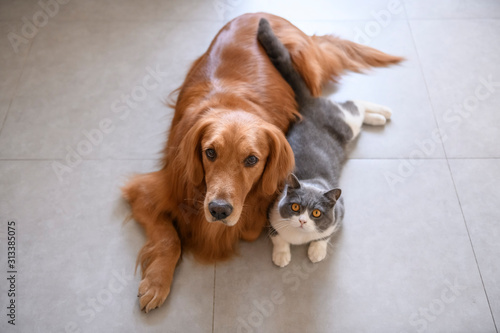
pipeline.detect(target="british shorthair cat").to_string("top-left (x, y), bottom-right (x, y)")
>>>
top-left (258, 18), bottom-right (394, 267)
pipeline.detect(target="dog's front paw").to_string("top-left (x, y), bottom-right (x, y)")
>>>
top-left (138, 275), bottom-right (171, 313)
top-left (272, 250), bottom-right (291, 267)
top-left (308, 241), bottom-right (327, 263)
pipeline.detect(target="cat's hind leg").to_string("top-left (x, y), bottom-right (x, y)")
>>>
top-left (352, 100), bottom-right (392, 126)
top-left (308, 238), bottom-right (330, 263)
top-left (338, 101), bottom-right (365, 139)
top-left (271, 234), bottom-right (292, 267)
top-left (336, 100), bottom-right (392, 142)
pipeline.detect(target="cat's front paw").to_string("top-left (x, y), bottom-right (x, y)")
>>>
top-left (273, 250), bottom-right (291, 267)
top-left (308, 241), bottom-right (327, 263)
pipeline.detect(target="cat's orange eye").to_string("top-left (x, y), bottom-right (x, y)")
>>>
top-left (291, 203), bottom-right (300, 212)
top-left (312, 209), bottom-right (322, 218)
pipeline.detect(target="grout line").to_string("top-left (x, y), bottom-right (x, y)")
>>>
top-left (0, 18), bottom-right (224, 23)
top-left (407, 17), bottom-right (500, 21)
top-left (0, 158), bottom-right (161, 161)
top-left (446, 157), bottom-right (500, 160)
top-left (400, 0), bottom-right (410, 20)
top-left (51, 19), bottom-right (224, 23)
top-left (445, 160), bottom-right (499, 333)
top-left (407, 17), bottom-right (498, 331)
top-left (405, 19), bottom-right (447, 157)
top-left (1, 17), bottom-right (498, 24)
top-left (348, 157), bottom-right (500, 160)
top-left (347, 157), bottom-right (446, 160)
top-left (1, 157), bottom-right (500, 162)
top-left (2, 17), bottom-right (500, 24)
top-left (406, 12), bottom-right (499, 331)
top-left (212, 262), bottom-right (216, 333)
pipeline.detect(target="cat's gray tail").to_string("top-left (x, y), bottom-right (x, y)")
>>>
top-left (257, 18), bottom-right (312, 102)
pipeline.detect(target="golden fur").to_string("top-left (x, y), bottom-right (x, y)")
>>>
top-left (122, 13), bottom-right (403, 312)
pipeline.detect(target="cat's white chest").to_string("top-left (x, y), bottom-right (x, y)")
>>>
top-left (278, 223), bottom-right (323, 244)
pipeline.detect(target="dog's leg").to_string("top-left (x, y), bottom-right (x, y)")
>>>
top-left (122, 173), bottom-right (181, 313)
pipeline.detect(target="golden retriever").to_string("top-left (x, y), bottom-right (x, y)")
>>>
top-left (122, 12), bottom-right (402, 312)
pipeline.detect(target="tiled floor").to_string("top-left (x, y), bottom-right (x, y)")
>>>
top-left (0, 1), bottom-right (499, 332)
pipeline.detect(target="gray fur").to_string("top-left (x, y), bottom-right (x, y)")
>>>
top-left (278, 179), bottom-right (342, 232)
top-left (340, 101), bottom-right (359, 115)
top-left (258, 18), bottom-right (355, 236)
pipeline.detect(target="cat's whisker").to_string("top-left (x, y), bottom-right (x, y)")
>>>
top-left (270, 225), bottom-right (290, 233)
top-left (270, 221), bottom-right (289, 229)
top-left (266, 223), bottom-right (290, 236)
top-left (272, 220), bottom-right (289, 226)
top-left (274, 224), bottom-right (289, 229)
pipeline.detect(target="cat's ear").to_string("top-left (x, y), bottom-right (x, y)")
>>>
top-left (324, 188), bottom-right (341, 202)
top-left (286, 173), bottom-right (301, 190)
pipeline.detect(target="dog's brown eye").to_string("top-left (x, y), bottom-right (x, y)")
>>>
top-left (205, 149), bottom-right (216, 161)
top-left (244, 155), bottom-right (259, 167)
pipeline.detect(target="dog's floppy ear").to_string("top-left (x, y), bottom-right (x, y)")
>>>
top-left (261, 124), bottom-right (295, 196)
top-left (177, 118), bottom-right (212, 185)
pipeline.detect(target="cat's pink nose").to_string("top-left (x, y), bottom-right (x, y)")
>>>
top-left (299, 219), bottom-right (307, 225)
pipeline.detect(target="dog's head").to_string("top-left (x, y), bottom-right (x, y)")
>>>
top-left (179, 111), bottom-right (294, 226)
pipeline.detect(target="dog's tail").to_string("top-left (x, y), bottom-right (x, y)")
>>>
top-left (257, 18), bottom-right (312, 103)
top-left (311, 34), bottom-right (404, 79)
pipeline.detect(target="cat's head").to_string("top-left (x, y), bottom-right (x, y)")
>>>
top-left (276, 174), bottom-right (341, 233)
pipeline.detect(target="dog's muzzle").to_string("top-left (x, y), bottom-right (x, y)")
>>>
top-left (208, 200), bottom-right (233, 221)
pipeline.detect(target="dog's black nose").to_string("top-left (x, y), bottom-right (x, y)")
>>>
top-left (208, 200), bottom-right (233, 221)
